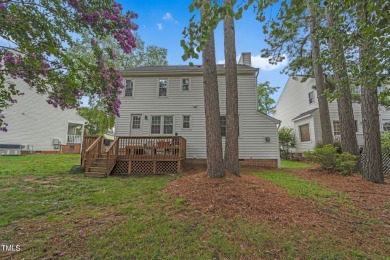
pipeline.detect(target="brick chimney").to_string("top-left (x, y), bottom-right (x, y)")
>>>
top-left (238, 52), bottom-right (251, 66)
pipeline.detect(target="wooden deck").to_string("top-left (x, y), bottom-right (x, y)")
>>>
top-left (82, 136), bottom-right (186, 177)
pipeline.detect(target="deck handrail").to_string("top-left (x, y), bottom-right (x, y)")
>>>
top-left (81, 135), bottom-right (100, 167)
top-left (105, 138), bottom-right (119, 176)
top-left (84, 136), bottom-right (103, 172)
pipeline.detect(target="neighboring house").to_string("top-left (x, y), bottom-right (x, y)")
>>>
top-left (273, 76), bottom-right (390, 154)
top-left (0, 78), bottom-right (87, 154)
top-left (115, 52), bottom-right (281, 168)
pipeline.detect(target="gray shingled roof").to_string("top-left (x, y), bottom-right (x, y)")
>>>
top-left (122, 64), bottom-right (257, 73)
top-left (292, 108), bottom-right (318, 121)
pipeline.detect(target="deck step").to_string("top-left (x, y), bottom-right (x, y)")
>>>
top-left (89, 166), bottom-right (106, 173)
top-left (85, 172), bottom-right (107, 178)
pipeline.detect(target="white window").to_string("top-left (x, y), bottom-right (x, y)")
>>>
top-left (151, 116), bottom-right (161, 134)
top-left (333, 121), bottom-right (340, 136)
top-left (299, 124), bottom-right (310, 142)
top-left (159, 79), bottom-right (168, 96)
top-left (308, 91), bottom-right (315, 104)
top-left (132, 115), bottom-right (141, 129)
top-left (182, 78), bottom-right (190, 91)
top-left (163, 116), bottom-right (173, 134)
top-left (383, 120), bottom-right (390, 132)
top-left (351, 85), bottom-right (361, 95)
top-left (183, 115), bottom-right (191, 129)
top-left (125, 79), bottom-right (133, 97)
top-left (151, 116), bottom-right (174, 135)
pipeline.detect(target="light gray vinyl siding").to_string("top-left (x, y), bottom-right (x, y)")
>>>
top-left (275, 76), bottom-right (390, 152)
top-left (116, 72), bottom-right (280, 160)
top-left (0, 78), bottom-right (86, 151)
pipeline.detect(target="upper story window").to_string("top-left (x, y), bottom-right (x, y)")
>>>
top-left (159, 79), bottom-right (168, 96)
top-left (183, 115), bottom-right (191, 129)
top-left (182, 78), bottom-right (190, 91)
top-left (351, 85), bottom-right (361, 95)
top-left (299, 123), bottom-right (310, 142)
top-left (125, 79), bottom-right (133, 97)
top-left (333, 121), bottom-right (340, 136)
top-left (308, 91), bottom-right (315, 104)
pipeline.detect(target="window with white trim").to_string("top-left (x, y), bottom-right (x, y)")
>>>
top-left (182, 78), bottom-right (190, 91)
top-left (383, 119), bottom-right (390, 132)
top-left (351, 85), bottom-right (361, 95)
top-left (151, 116), bottom-right (174, 134)
top-left (333, 121), bottom-right (340, 136)
top-left (183, 115), bottom-right (191, 129)
top-left (308, 91), bottom-right (314, 104)
top-left (299, 124), bottom-right (310, 142)
top-left (125, 79), bottom-right (133, 97)
top-left (159, 79), bottom-right (168, 96)
top-left (132, 115), bottom-right (141, 129)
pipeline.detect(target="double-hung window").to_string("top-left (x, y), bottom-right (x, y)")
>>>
top-left (333, 121), bottom-right (340, 136)
top-left (183, 115), bottom-right (191, 129)
top-left (151, 116), bottom-right (174, 134)
top-left (159, 79), bottom-right (168, 96)
top-left (125, 79), bottom-right (133, 97)
top-left (308, 91), bottom-right (314, 104)
top-left (182, 78), bottom-right (190, 91)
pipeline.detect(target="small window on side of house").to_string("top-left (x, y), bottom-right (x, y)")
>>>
top-left (159, 79), bottom-right (168, 96)
top-left (333, 121), bottom-right (340, 136)
top-left (151, 116), bottom-right (161, 134)
top-left (220, 116), bottom-right (226, 137)
top-left (383, 119), bottom-right (390, 132)
top-left (351, 85), bottom-right (361, 95)
top-left (299, 124), bottom-right (310, 142)
top-left (183, 115), bottom-right (191, 129)
top-left (125, 79), bottom-right (133, 97)
top-left (308, 91), bottom-right (314, 104)
top-left (163, 116), bottom-right (173, 134)
top-left (182, 78), bottom-right (190, 91)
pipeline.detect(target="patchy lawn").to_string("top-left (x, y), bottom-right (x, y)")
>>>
top-left (0, 155), bottom-right (389, 259)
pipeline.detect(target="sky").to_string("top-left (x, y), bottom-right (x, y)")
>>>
top-left (119, 0), bottom-right (288, 103)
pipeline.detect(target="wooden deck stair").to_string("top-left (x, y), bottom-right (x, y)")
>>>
top-left (85, 153), bottom-right (108, 178)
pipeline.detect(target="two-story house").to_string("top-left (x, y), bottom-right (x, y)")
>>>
top-left (0, 78), bottom-right (87, 154)
top-left (115, 53), bottom-right (281, 169)
top-left (273, 76), bottom-right (390, 154)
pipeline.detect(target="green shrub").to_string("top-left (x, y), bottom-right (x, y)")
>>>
top-left (315, 140), bottom-right (342, 153)
top-left (381, 132), bottom-right (390, 154)
top-left (279, 127), bottom-right (295, 159)
top-left (304, 145), bottom-right (358, 175)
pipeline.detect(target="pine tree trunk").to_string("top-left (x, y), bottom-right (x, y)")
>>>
top-left (324, 4), bottom-right (359, 157)
top-left (307, 0), bottom-right (333, 145)
top-left (201, 0), bottom-right (225, 178)
top-left (223, 0), bottom-right (239, 176)
top-left (358, 1), bottom-right (384, 183)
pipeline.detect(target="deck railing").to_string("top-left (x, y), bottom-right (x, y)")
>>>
top-left (82, 136), bottom-right (100, 167)
top-left (67, 135), bottom-right (82, 143)
top-left (84, 136), bottom-right (103, 171)
top-left (105, 138), bottom-right (119, 175)
top-left (117, 136), bottom-right (186, 160)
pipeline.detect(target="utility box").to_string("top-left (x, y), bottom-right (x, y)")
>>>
top-left (0, 144), bottom-right (23, 155)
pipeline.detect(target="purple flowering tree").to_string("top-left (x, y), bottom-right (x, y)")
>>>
top-left (0, 0), bottom-right (138, 131)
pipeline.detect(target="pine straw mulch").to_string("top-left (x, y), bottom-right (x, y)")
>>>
top-left (163, 166), bottom-right (390, 256)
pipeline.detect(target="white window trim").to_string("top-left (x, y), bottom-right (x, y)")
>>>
top-left (157, 78), bottom-right (169, 97)
top-left (150, 115), bottom-right (175, 135)
top-left (124, 78), bottom-right (135, 98)
top-left (131, 114), bottom-right (142, 130)
top-left (182, 115), bottom-right (192, 130)
top-left (308, 91), bottom-right (315, 104)
top-left (382, 119), bottom-right (390, 132)
top-left (298, 123), bottom-right (311, 143)
top-left (181, 77), bottom-right (191, 91)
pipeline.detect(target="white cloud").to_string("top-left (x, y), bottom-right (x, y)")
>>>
top-left (218, 54), bottom-right (288, 71)
top-left (163, 12), bottom-right (173, 21)
top-left (251, 54), bottom-right (288, 71)
top-left (157, 23), bottom-right (163, 30)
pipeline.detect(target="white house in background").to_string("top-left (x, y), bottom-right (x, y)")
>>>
top-left (115, 52), bottom-right (281, 168)
top-left (273, 76), bottom-right (390, 154)
top-left (0, 78), bottom-right (87, 154)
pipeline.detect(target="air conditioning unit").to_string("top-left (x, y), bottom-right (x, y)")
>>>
top-left (0, 144), bottom-right (23, 156)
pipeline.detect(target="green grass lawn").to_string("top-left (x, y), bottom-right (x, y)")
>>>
top-left (0, 155), bottom-right (387, 259)
top-left (281, 159), bottom-right (311, 169)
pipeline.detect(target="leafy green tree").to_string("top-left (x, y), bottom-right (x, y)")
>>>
top-left (0, 0), bottom-right (138, 131)
top-left (257, 81), bottom-right (279, 115)
top-left (78, 107), bottom-right (115, 135)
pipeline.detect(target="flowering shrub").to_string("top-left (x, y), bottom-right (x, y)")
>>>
top-left (0, 0), bottom-right (138, 131)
